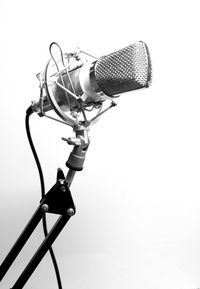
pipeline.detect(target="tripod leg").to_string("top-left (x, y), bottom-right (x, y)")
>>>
top-left (0, 206), bottom-right (44, 281)
top-left (11, 214), bottom-right (71, 289)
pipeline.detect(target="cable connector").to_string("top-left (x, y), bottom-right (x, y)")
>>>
top-left (26, 105), bottom-right (34, 115)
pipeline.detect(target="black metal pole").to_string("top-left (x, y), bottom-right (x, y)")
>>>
top-left (11, 214), bottom-right (71, 289)
top-left (0, 206), bottom-right (44, 281)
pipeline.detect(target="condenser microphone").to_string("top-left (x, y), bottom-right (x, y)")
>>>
top-left (33, 41), bottom-right (152, 126)
top-left (54, 41), bottom-right (151, 109)
top-left (31, 41), bottom-right (152, 170)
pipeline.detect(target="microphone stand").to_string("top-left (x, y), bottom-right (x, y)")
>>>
top-left (0, 125), bottom-right (89, 289)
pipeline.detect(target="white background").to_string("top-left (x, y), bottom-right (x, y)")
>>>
top-left (1, 0), bottom-right (200, 288)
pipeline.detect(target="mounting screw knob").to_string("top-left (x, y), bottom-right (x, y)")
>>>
top-left (67, 208), bottom-right (75, 216)
top-left (41, 204), bottom-right (49, 212)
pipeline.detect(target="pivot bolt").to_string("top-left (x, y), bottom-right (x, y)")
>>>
top-left (67, 208), bottom-right (75, 216)
top-left (60, 186), bottom-right (66, 192)
top-left (41, 204), bottom-right (49, 212)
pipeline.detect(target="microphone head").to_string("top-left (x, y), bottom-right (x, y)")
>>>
top-left (94, 41), bottom-right (152, 96)
top-left (34, 41), bottom-right (152, 127)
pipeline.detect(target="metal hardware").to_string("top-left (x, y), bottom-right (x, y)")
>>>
top-left (67, 208), bottom-right (75, 216)
top-left (41, 204), bottom-right (49, 212)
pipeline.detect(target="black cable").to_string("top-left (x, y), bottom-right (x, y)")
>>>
top-left (25, 106), bottom-right (63, 289)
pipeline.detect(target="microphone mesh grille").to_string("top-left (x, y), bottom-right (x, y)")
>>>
top-left (95, 41), bottom-right (152, 96)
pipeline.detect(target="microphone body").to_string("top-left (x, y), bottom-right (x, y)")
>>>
top-left (32, 41), bottom-right (152, 170)
top-left (40, 41), bottom-right (152, 114)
